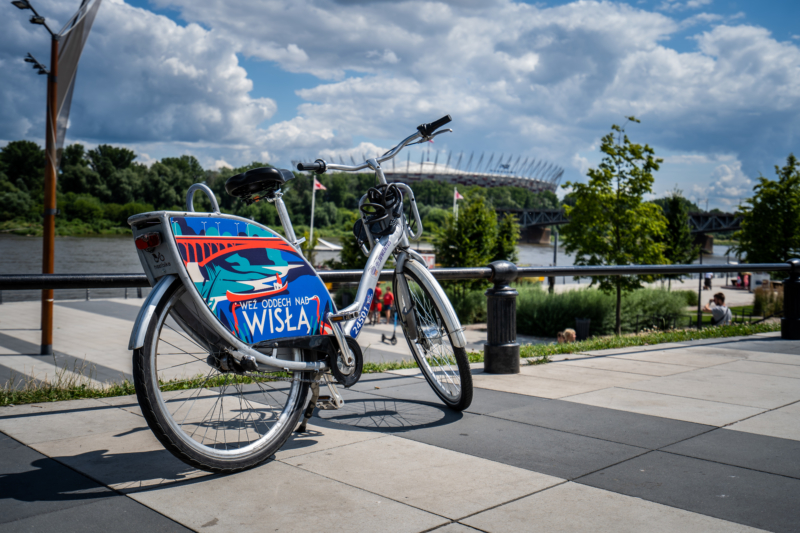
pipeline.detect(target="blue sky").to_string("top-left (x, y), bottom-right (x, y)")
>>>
top-left (1, 0), bottom-right (799, 210)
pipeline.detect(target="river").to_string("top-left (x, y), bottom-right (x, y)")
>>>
top-left (0, 233), bottom-right (738, 302)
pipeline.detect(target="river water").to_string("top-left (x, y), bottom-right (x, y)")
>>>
top-left (0, 233), bottom-right (736, 302)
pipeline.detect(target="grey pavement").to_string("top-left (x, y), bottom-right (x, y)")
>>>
top-left (1, 299), bottom-right (799, 531)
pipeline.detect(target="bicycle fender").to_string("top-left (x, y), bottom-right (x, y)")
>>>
top-left (129, 274), bottom-right (180, 350)
top-left (402, 259), bottom-right (467, 348)
top-left (395, 253), bottom-right (417, 341)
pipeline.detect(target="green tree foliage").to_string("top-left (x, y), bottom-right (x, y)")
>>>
top-left (657, 189), bottom-right (699, 288)
top-left (493, 213), bottom-right (520, 263)
top-left (0, 140), bottom-right (45, 196)
top-left (732, 154), bottom-right (800, 264)
top-left (436, 192), bottom-right (519, 297)
top-left (560, 118), bottom-right (668, 335)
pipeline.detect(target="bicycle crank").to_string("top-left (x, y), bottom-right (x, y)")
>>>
top-left (329, 336), bottom-right (363, 388)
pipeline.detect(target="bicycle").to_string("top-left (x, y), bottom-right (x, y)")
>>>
top-left (127, 115), bottom-right (472, 473)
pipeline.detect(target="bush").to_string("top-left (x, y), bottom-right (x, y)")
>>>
top-left (674, 290), bottom-right (698, 306)
top-left (753, 287), bottom-right (783, 317)
top-left (516, 286), bottom-right (688, 338)
top-left (446, 287), bottom-right (487, 325)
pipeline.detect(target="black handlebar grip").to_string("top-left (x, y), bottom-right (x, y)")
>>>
top-left (417, 115), bottom-right (452, 137)
top-left (296, 159), bottom-right (326, 174)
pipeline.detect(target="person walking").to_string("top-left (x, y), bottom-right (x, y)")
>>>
top-left (704, 272), bottom-right (713, 291)
top-left (383, 288), bottom-right (395, 325)
top-left (370, 283), bottom-right (383, 325)
top-left (703, 292), bottom-right (732, 326)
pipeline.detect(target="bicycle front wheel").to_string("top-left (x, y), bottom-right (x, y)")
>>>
top-left (133, 282), bottom-right (308, 473)
top-left (394, 270), bottom-right (473, 411)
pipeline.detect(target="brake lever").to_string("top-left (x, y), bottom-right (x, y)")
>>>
top-left (407, 128), bottom-right (453, 145)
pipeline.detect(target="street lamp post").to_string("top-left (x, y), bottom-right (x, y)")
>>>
top-left (696, 249), bottom-right (704, 329)
top-left (12, 0), bottom-right (59, 355)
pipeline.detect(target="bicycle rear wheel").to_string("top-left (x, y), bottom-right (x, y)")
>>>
top-left (393, 270), bottom-right (472, 411)
top-left (133, 282), bottom-right (308, 473)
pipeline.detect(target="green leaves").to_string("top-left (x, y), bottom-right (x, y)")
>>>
top-left (733, 153), bottom-right (800, 265)
top-left (561, 119), bottom-right (668, 334)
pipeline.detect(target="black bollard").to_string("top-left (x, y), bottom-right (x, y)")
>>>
top-left (782, 259), bottom-right (800, 340)
top-left (484, 260), bottom-right (520, 374)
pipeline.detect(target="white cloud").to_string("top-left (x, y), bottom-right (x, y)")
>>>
top-left (2, 0), bottom-right (799, 191)
top-left (689, 160), bottom-right (752, 208)
top-left (658, 0), bottom-right (712, 12)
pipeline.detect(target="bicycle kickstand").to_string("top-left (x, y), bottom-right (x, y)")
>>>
top-left (296, 373), bottom-right (321, 433)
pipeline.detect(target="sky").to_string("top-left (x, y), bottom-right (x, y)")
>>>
top-left (1, 0), bottom-right (798, 210)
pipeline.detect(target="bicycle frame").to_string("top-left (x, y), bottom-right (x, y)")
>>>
top-left (128, 126), bottom-right (465, 376)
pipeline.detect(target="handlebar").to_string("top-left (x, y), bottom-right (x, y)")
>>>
top-left (417, 115), bottom-right (451, 137)
top-left (296, 159), bottom-right (326, 174)
top-left (296, 115), bottom-right (453, 174)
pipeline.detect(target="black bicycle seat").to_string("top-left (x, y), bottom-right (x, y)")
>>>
top-left (225, 167), bottom-right (295, 198)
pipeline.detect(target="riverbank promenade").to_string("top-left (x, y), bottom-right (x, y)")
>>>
top-left (1, 300), bottom-right (799, 531)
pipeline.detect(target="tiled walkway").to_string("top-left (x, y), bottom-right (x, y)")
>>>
top-left (0, 299), bottom-right (798, 532)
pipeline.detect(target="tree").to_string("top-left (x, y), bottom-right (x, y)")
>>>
top-left (658, 189), bottom-right (699, 289)
top-left (733, 154), bottom-right (800, 264)
top-left (0, 140), bottom-right (45, 195)
top-left (436, 194), bottom-right (498, 294)
top-left (328, 212), bottom-right (368, 270)
top-left (560, 118), bottom-right (667, 335)
top-left (493, 213), bottom-right (520, 263)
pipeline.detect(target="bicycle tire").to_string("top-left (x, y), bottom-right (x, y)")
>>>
top-left (393, 269), bottom-right (473, 411)
top-left (133, 281), bottom-right (308, 473)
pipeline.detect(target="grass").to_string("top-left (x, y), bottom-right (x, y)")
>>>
top-left (1, 321), bottom-right (781, 407)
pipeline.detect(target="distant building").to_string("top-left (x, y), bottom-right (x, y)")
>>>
top-left (294, 149), bottom-right (563, 193)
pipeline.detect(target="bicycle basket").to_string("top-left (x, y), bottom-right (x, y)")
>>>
top-left (357, 184), bottom-right (403, 239)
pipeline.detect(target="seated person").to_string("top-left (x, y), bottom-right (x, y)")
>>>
top-left (702, 292), bottom-right (732, 326)
top-left (563, 328), bottom-right (576, 343)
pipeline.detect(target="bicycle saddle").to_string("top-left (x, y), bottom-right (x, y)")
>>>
top-left (225, 167), bottom-right (295, 199)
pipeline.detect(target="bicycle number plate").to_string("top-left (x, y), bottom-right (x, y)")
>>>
top-left (169, 216), bottom-right (334, 343)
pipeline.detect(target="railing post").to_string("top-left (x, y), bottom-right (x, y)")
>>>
top-left (484, 260), bottom-right (519, 374)
top-left (782, 259), bottom-right (800, 340)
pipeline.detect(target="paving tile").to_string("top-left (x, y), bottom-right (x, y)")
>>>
top-left (712, 359), bottom-right (800, 379)
top-left (663, 428), bottom-right (800, 479)
top-left (430, 524), bottom-right (483, 532)
top-left (2, 493), bottom-right (192, 533)
top-left (472, 372), bottom-right (610, 399)
top-left (708, 338), bottom-right (800, 355)
top-left (385, 411), bottom-right (646, 480)
top-left (318, 391), bottom-right (464, 433)
top-left (519, 363), bottom-right (650, 387)
top-left (554, 356), bottom-right (697, 377)
top-left (30, 427), bottom-right (210, 493)
top-left (727, 401), bottom-right (800, 441)
top-left (576, 343), bottom-right (689, 356)
top-left (622, 367), bottom-right (800, 409)
top-left (56, 300), bottom-right (141, 322)
top-left (564, 387), bottom-right (765, 426)
top-left (131, 460), bottom-right (447, 533)
top-left (613, 349), bottom-right (741, 368)
top-left (0, 432), bottom-right (114, 525)
top-left (284, 435), bottom-right (562, 519)
top-left (490, 399), bottom-right (713, 449)
top-left (348, 372), bottom-right (426, 393)
top-left (275, 419), bottom-right (384, 460)
top-left (0, 398), bottom-right (108, 418)
top-left (578, 451), bottom-right (800, 533)
top-left (0, 401), bottom-right (145, 444)
top-left (464, 386), bottom-right (550, 416)
top-left (462, 482), bottom-right (765, 533)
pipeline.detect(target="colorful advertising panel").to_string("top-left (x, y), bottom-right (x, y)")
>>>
top-left (170, 216), bottom-right (334, 343)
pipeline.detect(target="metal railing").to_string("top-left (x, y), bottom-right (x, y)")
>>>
top-left (0, 259), bottom-right (797, 374)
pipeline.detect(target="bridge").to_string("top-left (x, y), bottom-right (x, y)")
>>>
top-left (498, 209), bottom-right (742, 251)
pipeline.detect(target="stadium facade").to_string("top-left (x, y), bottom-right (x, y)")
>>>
top-left (294, 149), bottom-right (563, 193)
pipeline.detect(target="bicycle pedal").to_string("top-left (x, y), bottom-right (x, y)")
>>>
top-left (315, 395), bottom-right (343, 410)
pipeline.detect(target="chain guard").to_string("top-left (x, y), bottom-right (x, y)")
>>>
top-left (329, 336), bottom-right (363, 388)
